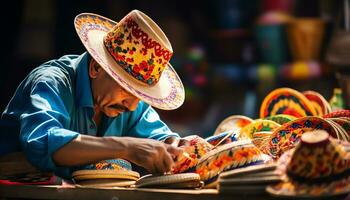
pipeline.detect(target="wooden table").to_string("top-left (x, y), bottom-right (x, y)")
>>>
top-left (0, 184), bottom-right (281, 200)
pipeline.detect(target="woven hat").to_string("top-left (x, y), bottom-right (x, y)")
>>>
top-left (213, 115), bottom-right (253, 136)
top-left (265, 114), bottom-right (297, 125)
top-left (323, 110), bottom-right (350, 118)
top-left (302, 90), bottom-right (331, 116)
top-left (72, 159), bottom-right (140, 187)
top-left (135, 173), bottom-right (203, 189)
top-left (239, 119), bottom-right (280, 139)
top-left (194, 140), bottom-right (270, 188)
top-left (267, 130), bottom-right (350, 198)
top-left (74, 10), bottom-right (184, 110)
top-left (266, 116), bottom-right (337, 159)
top-left (172, 135), bottom-right (213, 174)
top-left (260, 88), bottom-right (317, 118)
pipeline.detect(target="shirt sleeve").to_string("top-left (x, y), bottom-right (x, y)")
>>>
top-left (9, 68), bottom-right (79, 176)
top-left (126, 101), bottom-right (179, 141)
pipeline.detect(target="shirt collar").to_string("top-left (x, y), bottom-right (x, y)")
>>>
top-left (75, 52), bottom-right (94, 108)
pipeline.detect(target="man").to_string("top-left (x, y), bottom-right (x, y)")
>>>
top-left (1, 10), bottom-right (186, 179)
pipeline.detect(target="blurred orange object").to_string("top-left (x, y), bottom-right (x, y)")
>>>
top-left (286, 18), bottom-right (325, 61)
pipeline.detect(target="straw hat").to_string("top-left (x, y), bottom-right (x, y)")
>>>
top-left (267, 130), bottom-right (350, 198)
top-left (213, 115), bottom-right (253, 136)
top-left (194, 140), bottom-right (270, 188)
top-left (74, 10), bottom-right (184, 110)
top-left (135, 173), bottom-right (203, 189)
top-left (72, 159), bottom-right (140, 187)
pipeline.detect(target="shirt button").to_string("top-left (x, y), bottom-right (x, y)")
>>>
top-left (89, 124), bottom-right (94, 129)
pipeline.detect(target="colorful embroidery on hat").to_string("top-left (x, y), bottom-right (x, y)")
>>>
top-left (104, 16), bottom-right (172, 86)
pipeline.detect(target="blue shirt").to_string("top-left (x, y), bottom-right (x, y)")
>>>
top-left (2, 52), bottom-right (178, 179)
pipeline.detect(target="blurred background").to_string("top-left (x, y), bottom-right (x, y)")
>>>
top-left (1, 0), bottom-right (349, 138)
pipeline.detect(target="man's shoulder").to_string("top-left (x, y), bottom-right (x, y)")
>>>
top-left (41, 54), bottom-right (81, 71)
top-left (29, 54), bottom-right (83, 82)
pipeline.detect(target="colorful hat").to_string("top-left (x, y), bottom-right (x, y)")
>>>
top-left (72, 159), bottom-right (140, 187)
top-left (324, 110), bottom-right (350, 119)
top-left (239, 119), bottom-right (280, 139)
top-left (267, 130), bottom-right (350, 198)
top-left (74, 10), bottom-right (184, 110)
top-left (266, 116), bottom-right (337, 159)
top-left (260, 88), bottom-right (317, 118)
top-left (303, 90), bottom-right (331, 116)
top-left (135, 173), bottom-right (203, 189)
top-left (173, 135), bottom-right (213, 174)
top-left (213, 115), bottom-right (253, 136)
top-left (251, 131), bottom-right (274, 154)
top-left (194, 140), bottom-right (270, 188)
top-left (265, 114), bottom-right (297, 125)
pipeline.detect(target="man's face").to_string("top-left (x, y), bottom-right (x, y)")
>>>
top-left (89, 59), bottom-right (140, 117)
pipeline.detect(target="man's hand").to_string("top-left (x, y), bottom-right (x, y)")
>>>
top-left (120, 137), bottom-right (183, 174)
top-left (52, 135), bottom-right (184, 174)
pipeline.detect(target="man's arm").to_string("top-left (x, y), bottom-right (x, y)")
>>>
top-left (21, 78), bottom-right (181, 175)
top-left (5, 66), bottom-right (181, 177)
top-left (53, 134), bottom-right (182, 173)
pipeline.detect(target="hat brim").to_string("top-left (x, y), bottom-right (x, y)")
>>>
top-left (74, 13), bottom-right (185, 110)
top-left (213, 115), bottom-right (253, 136)
top-left (72, 169), bottom-right (140, 181)
top-left (135, 173), bottom-right (200, 188)
top-left (266, 142), bottom-right (350, 198)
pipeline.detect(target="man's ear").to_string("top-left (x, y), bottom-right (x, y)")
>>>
top-left (89, 59), bottom-right (102, 78)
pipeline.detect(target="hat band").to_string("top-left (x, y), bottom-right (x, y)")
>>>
top-left (287, 168), bottom-right (350, 185)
